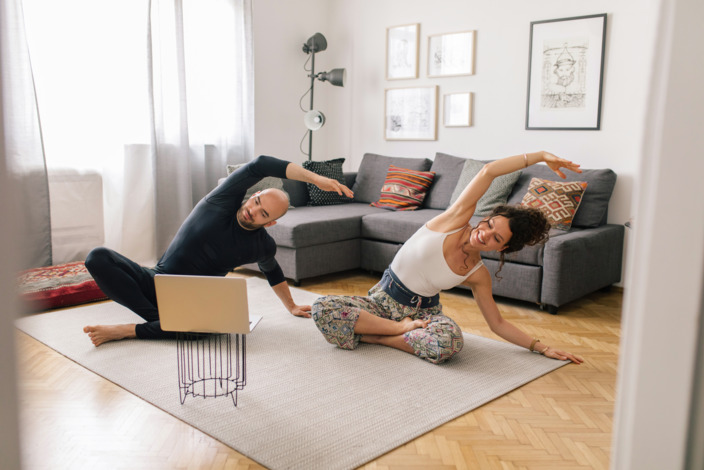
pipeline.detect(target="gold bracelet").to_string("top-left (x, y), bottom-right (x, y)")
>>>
top-left (541, 345), bottom-right (550, 355)
top-left (523, 153), bottom-right (528, 168)
top-left (529, 338), bottom-right (539, 352)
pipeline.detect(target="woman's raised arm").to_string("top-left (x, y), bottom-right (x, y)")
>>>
top-left (428, 151), bottom-right (580, 232)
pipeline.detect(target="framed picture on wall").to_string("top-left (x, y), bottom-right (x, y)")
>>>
top-left (526, 13), bottom-right (607, 130)
top-left (444, 92), bottom-right (473, 127)
top-left (385, 86), bottom-right (438, 140)
top-left (427, 30), bottom-right (476, 77)
top-left (386, 24), bottom-right (420, 80)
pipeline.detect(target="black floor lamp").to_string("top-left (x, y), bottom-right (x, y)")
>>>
top-left (302, 33), bottom-right (346, 160)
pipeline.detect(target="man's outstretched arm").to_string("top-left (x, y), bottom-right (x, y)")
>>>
top-left (270, 280), bottom-right (311, 318)
top-left (284, 163), bottom-right (354, 198)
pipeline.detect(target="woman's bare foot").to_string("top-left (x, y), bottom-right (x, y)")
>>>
top-left (398, 316), bottom-right (430, 333)
top-left (354, 310), bottom-right (430, 336)
top-left (360, 333), bottom-right (415, 354)
top-left (83, 324), bottom-right (137, 347)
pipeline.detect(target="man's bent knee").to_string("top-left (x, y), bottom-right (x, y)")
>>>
top-left (85, 247), bottom-right (112, 274)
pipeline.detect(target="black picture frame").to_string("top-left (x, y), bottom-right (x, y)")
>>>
top-left (525, 13), bottom-right (607, 130)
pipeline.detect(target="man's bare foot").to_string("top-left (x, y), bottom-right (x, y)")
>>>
top-left (398, 316), bottom-right (430, 334)
top-left (83, 324), bottom-right (137, 347)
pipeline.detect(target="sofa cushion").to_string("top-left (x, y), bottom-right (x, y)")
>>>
top-left (265, 203), bottom-right (383, 249)
top-left (352, 153), bottom-right (432, 203)
top-left (506, 166), bottom-right (616, 228)
top-left (371, 165), bottom-right (436, 211)
top-left (302, 158), bottom-right (353, 206)
top-left (450, 158), bottom-right (522, 216)
top-left (361, 209), bottom-right (443, 244)
top-left (423, 152), bottom-right (467, 209)
top-left (521, 178), bottom-right (588, 230)
top-left (282, 179), bottom-right (309, 207)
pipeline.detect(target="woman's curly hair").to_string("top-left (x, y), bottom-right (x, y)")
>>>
top-left (484, 204), bottom-right (551, 278)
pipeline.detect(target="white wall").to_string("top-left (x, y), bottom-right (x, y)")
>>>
top-left (252, 0), bottom-right (339, 162)
top-left (253, 0), bottom-right (660, 288)
top-left (253, 0), bottom-right (657, 231)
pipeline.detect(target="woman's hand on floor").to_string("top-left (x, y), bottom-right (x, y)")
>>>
top-left (542, 346), bottom-right (584, 364)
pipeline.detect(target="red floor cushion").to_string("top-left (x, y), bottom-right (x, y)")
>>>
top-left (17, 261), bottom-right (108, 312)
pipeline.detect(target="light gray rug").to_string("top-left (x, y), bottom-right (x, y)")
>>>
top-left (16, 277), bottom-right (567, 470)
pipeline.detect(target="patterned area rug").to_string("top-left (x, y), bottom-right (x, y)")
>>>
top-left (15, 277), bottom-right (568, 470)
top-left (17, 261), bottom-right (107, 312)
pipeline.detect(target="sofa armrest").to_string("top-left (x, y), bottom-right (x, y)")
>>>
top-left (541, 224), bottom-right (624, 309)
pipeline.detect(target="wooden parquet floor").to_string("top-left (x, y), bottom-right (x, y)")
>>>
top-left (15, 268), bottom-right (622, 470)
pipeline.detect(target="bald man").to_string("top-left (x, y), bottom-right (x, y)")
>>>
top-left (83, 155), bottom-right (353, 346)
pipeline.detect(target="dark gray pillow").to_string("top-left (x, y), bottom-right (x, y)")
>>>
top-left (449, 158), bottom-right (522, 216)
top-left (352, 153), bottom-right (432, 203)
top-left (506, 165), bottom-right (617, 228)
top-left (423, 153), bottom-right (468, 209)
top-left (302, 158), bottom-right (353, 206)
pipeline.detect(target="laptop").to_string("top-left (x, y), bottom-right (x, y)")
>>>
top-left (154, 274), bottom-right (262, 334)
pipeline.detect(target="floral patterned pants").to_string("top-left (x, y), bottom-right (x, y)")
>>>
top-left (311, 280), bottom-right (464, 364)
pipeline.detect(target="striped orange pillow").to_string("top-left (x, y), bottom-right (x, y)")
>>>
top-left (371, 165), bottom-right (436, 211)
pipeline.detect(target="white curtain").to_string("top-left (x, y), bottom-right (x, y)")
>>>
top-left (0, 0), bottom-right (52, 269)
top-left (149, 0), bottom-right (254, 257)
top-left (21, 0), bottom-right (253, 265)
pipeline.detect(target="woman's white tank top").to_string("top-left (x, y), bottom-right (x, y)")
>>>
top-left (390, 224), bottom-right (484, 297)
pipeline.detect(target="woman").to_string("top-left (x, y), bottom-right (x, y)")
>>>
top-left (311, 151), bottom-right (584, 365)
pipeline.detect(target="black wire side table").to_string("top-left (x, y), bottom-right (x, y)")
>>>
top-left (176, 333), bottom-right (247, 406)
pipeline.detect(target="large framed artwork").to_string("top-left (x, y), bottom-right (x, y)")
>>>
top-left (525, 14), bottom-right (607, 130)
top-left (384, 86), bottom-right (438, 141)
top-left (386, 24), bottom-right (420, 80)
top-left (427, 30), bottom-right (475, 77)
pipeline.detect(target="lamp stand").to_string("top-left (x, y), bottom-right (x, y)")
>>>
top-left (301, 32), bottom-right (345, 161)
top-left (307, 51), bottom-right (316, 161)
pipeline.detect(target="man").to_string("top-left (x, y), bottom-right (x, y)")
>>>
top-left (83, 155), bottom-right (353, 346)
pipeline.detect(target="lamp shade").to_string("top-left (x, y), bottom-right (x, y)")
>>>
top-left (302, 33), bottom-right (327, 54)
top-left (304, 110), bottom-right (326, 131)
top-left (318, 68), bottom-right (346, 87)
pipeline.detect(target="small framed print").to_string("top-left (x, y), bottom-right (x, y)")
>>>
top-left (444, 92), bottom-right (472, 127)
top-left (428, 30), bottom-right (476, 77)
top-left (385, 86), bottom-right (438, 141)
top-left (386, 23), bottom-right (419, 80)
top-left (526, 14), bottom-right (607, 130)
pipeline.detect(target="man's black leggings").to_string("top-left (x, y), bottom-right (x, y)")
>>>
top-left (85, 247), bottom-right (177, 340)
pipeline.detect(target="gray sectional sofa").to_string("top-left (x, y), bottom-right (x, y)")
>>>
top-left (243, 152), bottom-right (624, 314)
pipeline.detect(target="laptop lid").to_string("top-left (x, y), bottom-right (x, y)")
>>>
top-left (154, 274), bottom-right (261, 334)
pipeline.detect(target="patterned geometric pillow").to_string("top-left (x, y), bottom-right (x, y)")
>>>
top-left (302, 158), bottom-right (352, 206)
top-left (371, 165), bottom-right (436, 211)
top-left (521, 177), bottom-right (588, 230)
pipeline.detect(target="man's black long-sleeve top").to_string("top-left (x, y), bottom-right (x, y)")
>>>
top-left (155, 155), bottom-right (288, 286)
